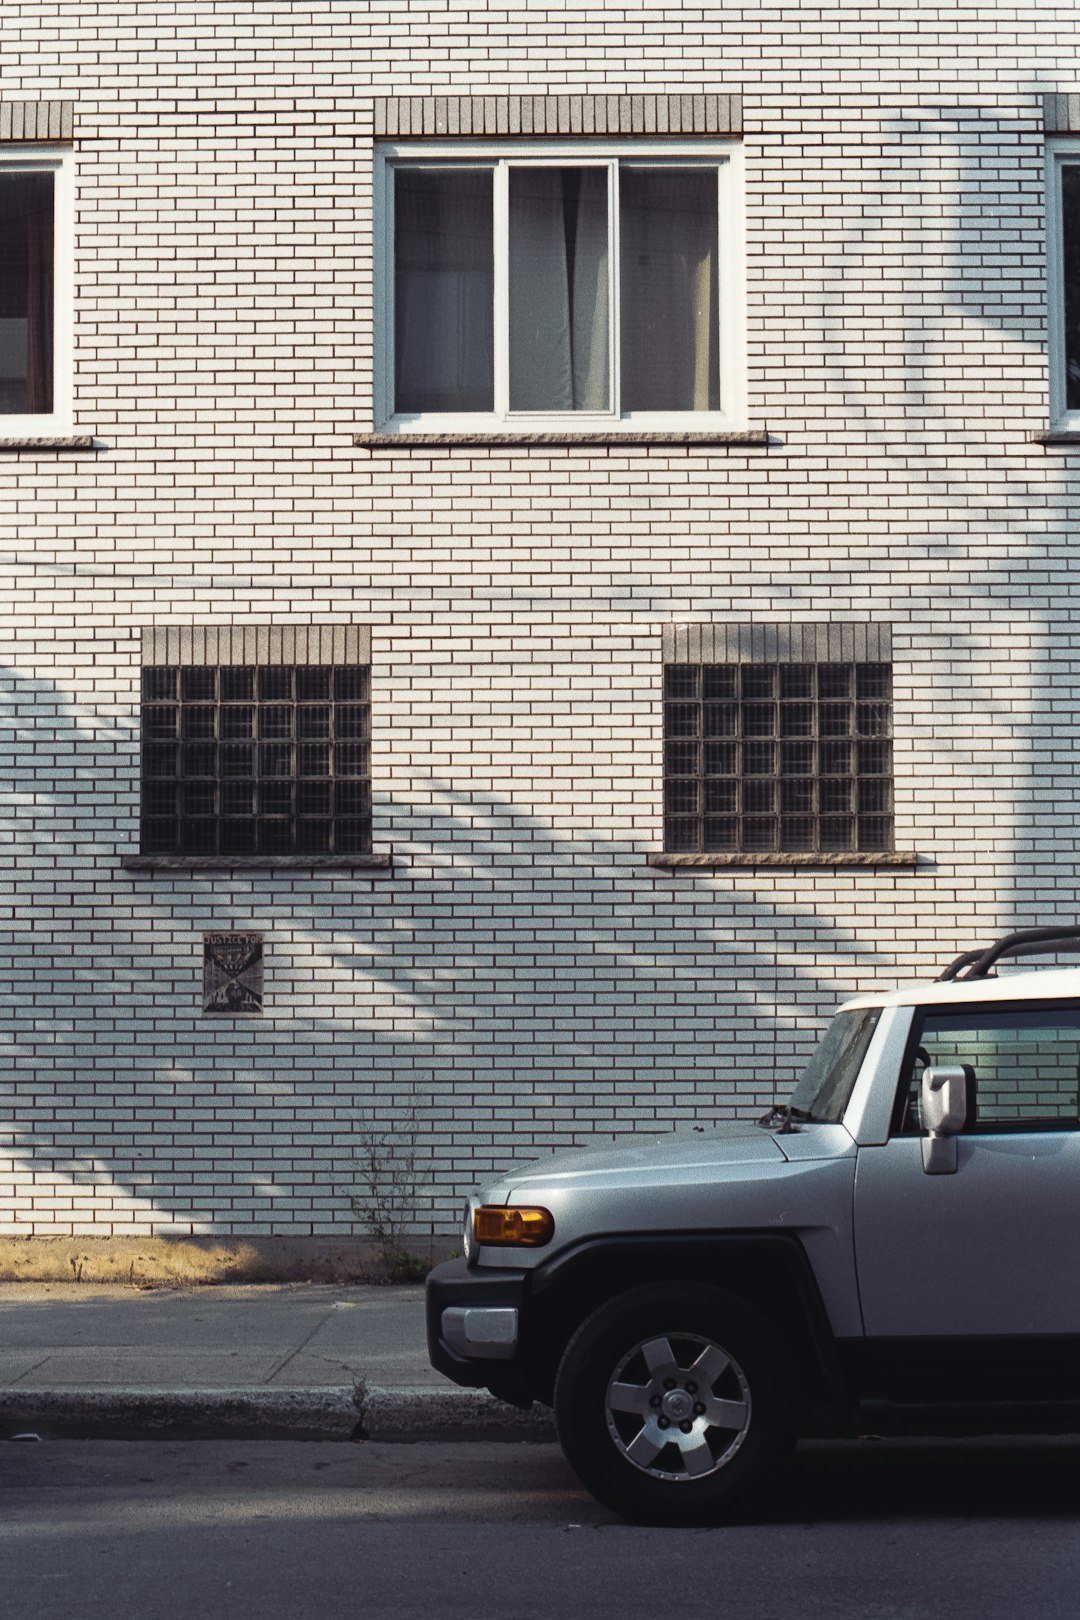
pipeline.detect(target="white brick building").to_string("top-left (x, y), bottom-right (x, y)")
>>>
top-left (3, 3), bottom-right (1079, 1250)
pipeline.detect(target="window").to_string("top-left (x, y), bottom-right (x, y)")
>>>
top-left (375, 140), bottom-right (743, 430)
top-left (900, 1005), bottom-right (1080, 1133)
top-left (662, 661), bottom-right (894, 855)
top-left (140, 661), bottom-right (372, 859)
top-left (789, 1008), bottom-right (881, 1123)
top-left (0, 147), bottom-right (71, 431)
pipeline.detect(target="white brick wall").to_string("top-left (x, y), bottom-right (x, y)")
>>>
top-left (2, 2), bottom-right (1079, 1237)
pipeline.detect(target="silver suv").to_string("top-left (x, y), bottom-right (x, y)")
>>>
top-left (426, 925), bottom-right (1080, 1523)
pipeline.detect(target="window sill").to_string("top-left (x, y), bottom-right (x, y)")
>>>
top-left (122, 854), bottom-right (393, 873)
top-left (647, 851), bottom-right (919, 870)
top-left (354, 430), bottom-right (771, 450)
top-left (1031, 430), bottom-right (1080, 445)
top-left (0, 434), bottom-right (99, 451)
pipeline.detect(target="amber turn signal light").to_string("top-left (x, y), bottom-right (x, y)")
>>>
top-left (473, 1205), bottom-right (555, 1247)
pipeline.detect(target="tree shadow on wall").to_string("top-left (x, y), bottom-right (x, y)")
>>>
top-left (0, 667), bottom-right (893, 1235)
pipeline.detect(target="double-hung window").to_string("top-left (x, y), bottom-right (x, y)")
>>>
top-left (374, 140), bottom-right (743, 431)
top-left (0, 146), bottom-right (72, 433)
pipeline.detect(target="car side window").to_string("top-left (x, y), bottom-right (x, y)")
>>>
top-left (899, 1004), bottom-right (1080, 1134)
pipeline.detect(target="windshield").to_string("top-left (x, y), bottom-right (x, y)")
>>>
top-left (787, 1007), bottom-right (881, 1123)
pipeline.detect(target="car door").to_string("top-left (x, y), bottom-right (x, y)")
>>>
top-left (853, 999), bottom-right (1080, 1338)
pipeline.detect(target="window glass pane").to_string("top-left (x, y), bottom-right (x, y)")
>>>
top-left (220, 705), bottom-right (254, 739)
top-left (905, 1009), bottom-right (1080, 1131)
top-left (620, 167), bottom-right (719, 411)
top-left (334, 668), bottom-right (369, 702)
top-left (337, 817), bottom-right (373, 853)
top-left (296, 667), bottom-right (331, 702)
top-left (335, 781), bottom-right (371, 816)
top-left (181, 668), bottom-right (215, 702)
top-left (508, 167), bottom-right (610, 412)
top-left (665, 702), bottom-right (698, 737)
top-left (0, 170), bottom-right (53, 415)
top-left (790, 1008), bottom-right (881, 1123)
top-left (336, 705), bottom-right (369, 739)
top-left (259, 820), bottom-right (293, 855)
top-left (141, 659), bottom-right (373, 858)
top-left (857, 814), bottom-right (893, 851)
top-left (220, 667), bottom-right (255, 702)
top-left (297, 704), bottom-right (331, 740)
top-left (394, 167), bottom-right (494, 413)
top-left (704, 780), bottom-right (736, 813)
top-left (334, 741), bottom-right (369, 777)
top-left (665, 780), bottom-right (698, 815)
top-left (701, 666), bottom-right (736, 700)
top-left (259, 668), bottom-right (292, 701)
top-left (143, 668), bottom-right (177, 702)
top-left (703, 741), bottom-right (736, 776)
top-left (663, 816), bottom-right (698, 852)
top-left (221, 782), bottom-right (253, 816)
top-left (664, 666), bottom-right (698, 700)
top-left (742, 666), bottom-right (775, 699)
top-left (702, 702), bottom-right (737, 737)
top-left (664, 656), bottom-right (895, 856)
top-left (299, 742), bottom-right (330, 777)
top-left (702, 816), bottom-right (737, 851)
top-left (1063, 166), bottom-right (1080, 412)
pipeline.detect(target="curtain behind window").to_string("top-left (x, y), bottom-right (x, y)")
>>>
top-left (394, 168), bottom-right (494, 414)
top-left (508, 167), bottom-right (609, 412)
top-left (0, 172), bottom-right (54, 415)
top-left (620, 168), bottom-right (718, 412)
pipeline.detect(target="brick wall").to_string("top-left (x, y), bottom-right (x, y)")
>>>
top-left (1, 3), bottom-right (1077, 1238)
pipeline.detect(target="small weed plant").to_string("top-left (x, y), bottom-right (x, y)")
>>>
top-left (343, 1085), bottom-right (429, 1281)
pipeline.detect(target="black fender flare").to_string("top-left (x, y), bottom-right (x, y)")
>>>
top-left (522, 1230), bottom-right (846, 1410)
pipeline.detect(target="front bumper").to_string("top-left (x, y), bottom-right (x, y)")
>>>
top-left (426, 1257), bottom-right (530, 1390)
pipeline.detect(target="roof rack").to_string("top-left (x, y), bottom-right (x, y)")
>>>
top-left (937, 925), bottom-right (1080, 983)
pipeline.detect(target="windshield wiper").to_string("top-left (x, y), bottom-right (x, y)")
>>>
top-left (757, 1103), bottom-right (811, 1133)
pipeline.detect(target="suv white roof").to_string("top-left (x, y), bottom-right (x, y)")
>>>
top-left (840, 965), bottom-right (1080, 1012)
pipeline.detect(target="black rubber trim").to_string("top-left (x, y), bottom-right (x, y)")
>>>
top-left (840, 1333), bottom-right (1080, 1410)
top-left (424, 1257), bottom-right (529, 1386)
top-left (528, 1230), bottom-right (843, 1397)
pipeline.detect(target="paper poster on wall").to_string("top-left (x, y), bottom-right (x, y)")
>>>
top-left (202, 931), bottom-right (264, 1016)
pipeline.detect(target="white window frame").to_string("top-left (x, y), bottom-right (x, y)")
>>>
top-left (0, 144), bottom-right (74, 436)
top-left (373, 138), bottom-right (746, 434)
top-left (1046, 139), bottom-right (1080, 430)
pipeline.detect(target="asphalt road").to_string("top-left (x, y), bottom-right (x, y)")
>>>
top-left (3, 1435), bottom-right (1080, 1619)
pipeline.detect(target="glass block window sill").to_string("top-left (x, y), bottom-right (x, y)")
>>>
top-left (647, 851), bottom-right (918, 870)
top-left (122, 854), bottom-right (393, 872)
top-left (354, 430), bottom-right (771, 449)
top-left (0, 435), bottom-right (98, 451)
top-left (1031, 431), bottom-right (1080, 444)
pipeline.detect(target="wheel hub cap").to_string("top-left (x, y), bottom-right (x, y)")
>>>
top-left (660, 1389), bottom-right (694, 1423)
top-left (604, 1331), bottom-right (752, 1483)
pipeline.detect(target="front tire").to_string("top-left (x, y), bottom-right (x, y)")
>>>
top-left (553, 1283), bottom-right (795, 1524)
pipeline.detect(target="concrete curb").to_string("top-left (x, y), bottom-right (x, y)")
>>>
top-left (0, 1384), bottom-right (556, 1444)
top-left (358, 1384), bottom-right (555, 1442)
top-left (0, 1387), bottom-right (361, 1442)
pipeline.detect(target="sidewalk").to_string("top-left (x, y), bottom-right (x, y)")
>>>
top-left (0, 1283), bottom-right (553, 1442)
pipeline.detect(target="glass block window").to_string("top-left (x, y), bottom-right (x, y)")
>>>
top-left (140, 665), bottom-right (372, 857)
top-left (663, 662), bottom-right (893, 855)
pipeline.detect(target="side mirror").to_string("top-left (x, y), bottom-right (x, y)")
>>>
top-left (920, 1064), bottom-right (972, 1174)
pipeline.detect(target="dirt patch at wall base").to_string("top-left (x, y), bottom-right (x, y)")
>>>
top-left (0, 1234), bottom-right (457, 1286)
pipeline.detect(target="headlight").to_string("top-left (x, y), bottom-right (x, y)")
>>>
top-left (472, 1205), bottom-right (555, 1248)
